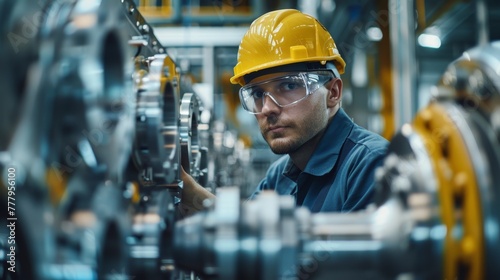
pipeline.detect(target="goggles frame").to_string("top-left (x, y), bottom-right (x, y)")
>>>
top-left (239, 71), bottom-right (334, 114)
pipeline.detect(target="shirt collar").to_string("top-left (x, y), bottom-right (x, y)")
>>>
top-left (284, 108), bottom-right (354, 178)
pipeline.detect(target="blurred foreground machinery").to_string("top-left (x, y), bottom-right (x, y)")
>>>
top-left (174, 43), bottom-right (500, 280)
top-left (0, 0), bottom-right (136, 279)
top-left (0, 0), bottom-right (208, 279)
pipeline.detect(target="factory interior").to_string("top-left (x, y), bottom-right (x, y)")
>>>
top-left (1, 0), bottom-right (500, 279)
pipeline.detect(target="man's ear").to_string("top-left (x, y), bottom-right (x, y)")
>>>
top-left (326, 78), bottom-right (343, 107)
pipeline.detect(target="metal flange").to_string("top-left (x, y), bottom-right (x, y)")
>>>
top-left (431, 42), bottom-right (500, 279)
top-left (10, 0), bottom-right (136, 181)
top-left (133, 53), bottom-right (181, 188)
top-left (179, 92), bottom-right (201, 180)
top-left (413, 102), bottom-right (486, 280)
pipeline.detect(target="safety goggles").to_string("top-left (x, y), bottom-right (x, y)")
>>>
top-left (239, 72), bottom-right (334, 114)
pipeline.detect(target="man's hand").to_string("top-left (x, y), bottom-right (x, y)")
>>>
top-left (179, 167), bottom-right (216, 216)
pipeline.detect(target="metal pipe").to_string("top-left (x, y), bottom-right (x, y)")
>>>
top-left (389, 0), bottom-right (418, 128)
top-left (476, 0), bottom-right (489, 45)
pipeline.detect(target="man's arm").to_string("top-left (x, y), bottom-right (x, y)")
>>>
top-left (179, 167), bottom-right (216, 216)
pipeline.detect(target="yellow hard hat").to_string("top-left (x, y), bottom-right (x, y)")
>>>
top-left (230, 9), bottom-right (346, 86)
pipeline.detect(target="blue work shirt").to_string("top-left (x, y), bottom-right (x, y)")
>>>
top-left (251, 108), bottom-right (388, 212)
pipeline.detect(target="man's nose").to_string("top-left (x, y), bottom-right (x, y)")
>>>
top-left (260, 93), bottom-right (280, 115)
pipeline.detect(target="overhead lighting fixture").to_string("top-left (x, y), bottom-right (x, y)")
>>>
top-left (321, 0), bottom-right (336, 13)
top-left (366, 26), bottom-right (383, 41)
top-left (418, 33), bottom-right (441, 49)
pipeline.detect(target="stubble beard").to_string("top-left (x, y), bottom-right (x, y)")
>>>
top-left (261, 108), bottom-right (328, 155)
top-left (261, 116), bottom-right (308, 155)
top-left (265, 133), bottom-right (303, 154)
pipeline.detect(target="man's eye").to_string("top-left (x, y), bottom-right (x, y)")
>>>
top-left (252, 90), bottom-right (265, 98)
top-left (280, 82), bottom-right (301, 91)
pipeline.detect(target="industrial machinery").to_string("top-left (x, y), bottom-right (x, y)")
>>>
top-left (1, 0), bottom-right (137, 279)
top-left (0, 0), bottom-right (206, 279)
top-left (0, 0), bottom-right (499, 279)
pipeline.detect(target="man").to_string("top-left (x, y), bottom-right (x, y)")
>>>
top-left (180, 9), bottom-right (388, 214)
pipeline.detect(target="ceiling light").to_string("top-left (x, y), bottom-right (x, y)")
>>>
top-left (418, 33), bottom-right (441, 49)
top-left (366, 26), bottom-right (383, 41)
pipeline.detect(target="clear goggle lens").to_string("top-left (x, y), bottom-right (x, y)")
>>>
top-left (239, 72), bottom-right (333, 114)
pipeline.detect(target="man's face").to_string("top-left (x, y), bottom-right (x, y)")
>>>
top-left (247, 72), bottom-right (333, 154)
